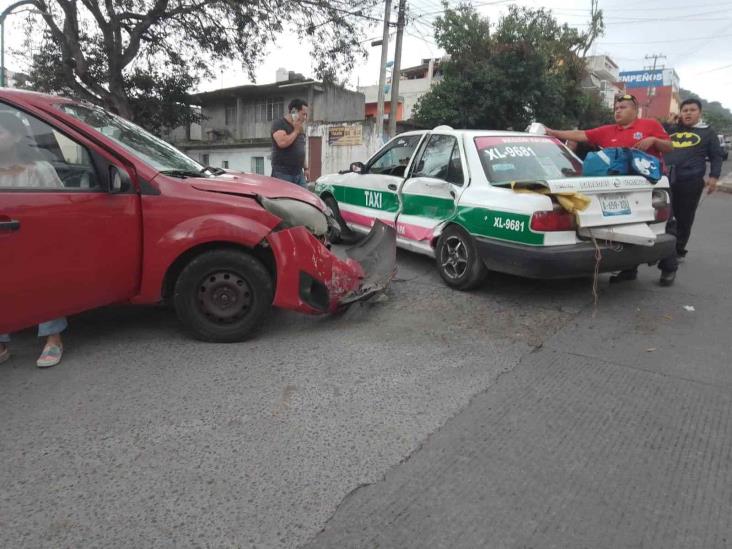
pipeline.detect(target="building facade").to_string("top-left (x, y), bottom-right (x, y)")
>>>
top-left (583, 55), bottom-right (624, 109)
top-left (618, 68), bottom-right (681, 120)
top-left (359, 57), bottom-right (445, 122)
top-left (1, 68), bottom-right (29, 88)
top-left (170, 71), bottom-right (365, 180)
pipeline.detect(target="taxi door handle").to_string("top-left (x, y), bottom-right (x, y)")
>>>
top-left (0, 219), bottom-right (20, 232)
top-left (387, 183), bottom-right (398, 191)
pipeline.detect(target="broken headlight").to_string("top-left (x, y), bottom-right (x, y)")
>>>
top-left (260, 197), bottom-right (329, 237)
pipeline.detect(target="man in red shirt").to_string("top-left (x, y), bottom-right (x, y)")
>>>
top-left (546, 94), bottom-right (673, 160)
top-left (544, 94), bottom-right (675, 285)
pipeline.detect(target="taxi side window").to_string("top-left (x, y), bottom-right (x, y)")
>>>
top-left (413, 135), bottom-right (464, 185)
top-left (367, 135), bottom-right (421, 177)
top-left (0, 105), bottom-right (100, 191)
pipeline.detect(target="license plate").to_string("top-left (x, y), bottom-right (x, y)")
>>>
top-left (600, 193), bottom-right (631, 216)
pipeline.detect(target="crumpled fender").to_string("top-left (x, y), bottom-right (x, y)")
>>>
top-left (268, 227), bottom-right (365, 314)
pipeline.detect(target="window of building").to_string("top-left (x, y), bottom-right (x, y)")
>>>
top-left (255, 97), bottom-right (284, 122)
top-left (222, 160), bottom-right (229, 169)
top-left (202, 153), bottom-right (210, 165)
top-left (225, 104), bottom-right (236, 126)
top-left (251, 156), bottom-right (264, 175)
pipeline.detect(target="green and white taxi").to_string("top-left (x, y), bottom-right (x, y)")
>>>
top-left (314, 127), bottom-right (676, 289)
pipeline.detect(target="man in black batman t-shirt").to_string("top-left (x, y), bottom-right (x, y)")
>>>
top-left (270, 98), bottom-right (309, 187)
top-left (659, 98), bottom-right (724, 285)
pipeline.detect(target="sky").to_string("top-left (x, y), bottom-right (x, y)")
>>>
top-left (2, 0), bottom-right (731, 109)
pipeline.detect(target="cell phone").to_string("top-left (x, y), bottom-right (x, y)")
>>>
top-left (291, 109), bottom-right (299, 122)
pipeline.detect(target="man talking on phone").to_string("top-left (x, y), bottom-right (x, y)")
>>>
top-left (270, 98), bottom-right (309, 187)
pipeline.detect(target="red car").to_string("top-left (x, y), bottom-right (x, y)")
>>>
top-left (0, 90), bottom-right (395, 342)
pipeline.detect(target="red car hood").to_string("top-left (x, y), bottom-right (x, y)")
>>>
top-left (185, 172), bottom-right (326, 210)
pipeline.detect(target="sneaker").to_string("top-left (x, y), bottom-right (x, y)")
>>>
top-left (37, 344), bottom-right (63, 368)
top-left (0, 345), bottom-right (9, 365)
top-left (660, 270), bottom-right (676, 287)
top-left (610, 269), bottom-right (638, 284)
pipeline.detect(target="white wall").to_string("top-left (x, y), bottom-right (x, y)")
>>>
top-left (307, 121), bottom-right (382, 176)
top-left (359, 77), bottom-right (435, 120)
top-left (184, 121), bottom-right (384, 180)
top-left (187, 147), bottom-right (272, 175)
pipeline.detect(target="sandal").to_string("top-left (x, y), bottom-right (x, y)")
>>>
top-left (0, 345), bottom-right (9, 365)
top-left (37, 344), bottom-right (63, 368)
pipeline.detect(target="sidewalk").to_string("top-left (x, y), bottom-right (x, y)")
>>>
top-left (306, 193), bottom-right (732, 548)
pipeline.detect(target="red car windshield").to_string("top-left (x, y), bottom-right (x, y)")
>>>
top-left (59, 103), bottom-right (207, 176)
top-left (474, 136), bottom-right (582, 185)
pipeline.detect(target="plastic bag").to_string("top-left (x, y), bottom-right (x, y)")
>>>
top-left (582, 147), bottom-right (662, 183)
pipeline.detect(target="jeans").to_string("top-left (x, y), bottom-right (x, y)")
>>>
top-left (0, 317), bottom-right (68, 343)
top-left (271, 167), bottom-right (307, 187)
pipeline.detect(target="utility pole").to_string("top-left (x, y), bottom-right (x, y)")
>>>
top-left (643, 53), bottom-right (666, 115)
top-left (375, 0), bottom-right (392, 143)
top-left (388, 0), bottom-right (406, 139)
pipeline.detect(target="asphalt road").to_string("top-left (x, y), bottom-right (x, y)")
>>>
top-left (1, 172), bottom-right (731, 548)
top-left (308, 185), bottom-right (732, 547)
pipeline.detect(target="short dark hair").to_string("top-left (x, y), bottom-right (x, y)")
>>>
top-left (288, 98), bottom-right (308, 112)
top-left (680, 98), bottom-right (702, 111)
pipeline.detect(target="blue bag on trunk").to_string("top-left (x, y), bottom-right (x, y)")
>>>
top-left (582, 147), bottom-right (662, 183)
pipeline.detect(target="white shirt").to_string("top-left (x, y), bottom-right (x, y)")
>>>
top-left (0, 161), bottom-right (63, 188)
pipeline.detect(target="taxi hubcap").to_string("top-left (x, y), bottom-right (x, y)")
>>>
top-left (198, 271), bottom-right (252, 323)
top-left (441, 236), bottom-right (468, 279)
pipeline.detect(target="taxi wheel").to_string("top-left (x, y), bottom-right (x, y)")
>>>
top-left (436, 225), bottom-right (487, 290)
top-left (324, 196), bottom-right (359, 244)
top-left (174, 249), bottom-right (273, 342)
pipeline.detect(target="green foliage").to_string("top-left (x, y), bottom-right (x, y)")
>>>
top-left (19, 0), bottom-right (376, 133)
top-left (680, 88), bottom-right (732, 134)
top-left (413, 3), bottom-right (607, 131)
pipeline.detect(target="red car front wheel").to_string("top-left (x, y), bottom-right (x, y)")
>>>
top-left (174, 249), bottom-right (273, 342)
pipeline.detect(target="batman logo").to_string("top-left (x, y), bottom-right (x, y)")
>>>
top-left (671, 131), bottom-right (701, 149)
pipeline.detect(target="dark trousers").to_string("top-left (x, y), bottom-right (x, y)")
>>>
top-left (658, 177), bottom-right (705, 273)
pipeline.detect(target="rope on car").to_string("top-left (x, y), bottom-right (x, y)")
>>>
top-left (591, 236), bottom-right (602, 315)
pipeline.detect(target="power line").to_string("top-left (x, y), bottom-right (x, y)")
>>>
top-left (693, 62), bottom-right (732, 75)
top-left (598, 33), bottom-right (732, 45)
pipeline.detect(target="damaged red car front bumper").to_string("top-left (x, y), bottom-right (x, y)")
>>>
top-left (267, 221), bottom-right (396, 314)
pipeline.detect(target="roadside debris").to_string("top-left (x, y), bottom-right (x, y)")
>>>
top-left (683, 305), bottom-right (696, 312)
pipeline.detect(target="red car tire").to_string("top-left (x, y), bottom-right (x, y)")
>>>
top-left (174, 249), bottom-right (274, 342)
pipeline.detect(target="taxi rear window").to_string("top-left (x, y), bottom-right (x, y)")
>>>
top-left (474, 136), bottom-right (582, 185)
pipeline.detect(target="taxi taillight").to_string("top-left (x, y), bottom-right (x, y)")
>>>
top-left (652, 190), bottom-right (670, 222)
top-left (530, 209), bottom-right (576, 232)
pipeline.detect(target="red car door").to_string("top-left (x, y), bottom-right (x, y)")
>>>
top-left (0, 102), bottom-right (141, 334)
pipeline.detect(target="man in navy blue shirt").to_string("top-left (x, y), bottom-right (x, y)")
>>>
top-left (659, 98), bottom-right (724, 285)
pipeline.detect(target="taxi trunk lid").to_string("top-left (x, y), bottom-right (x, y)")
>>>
top-left (541, 174), bottom-right (664, 226)
top-left (516, 175), bottom-right (669, 246)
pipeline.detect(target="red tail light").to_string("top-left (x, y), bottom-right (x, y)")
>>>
top-left (654, 205), bottom-right (670, 222)
top-left (530, 210), bottom-right (576, 232)
top-left (652, 190), bottom-right (670, 222)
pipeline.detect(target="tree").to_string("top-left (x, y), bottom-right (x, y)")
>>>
top-left (18, 0), bottom-right (375, 132)
top-left (413, 3), bottom-right (606, 131)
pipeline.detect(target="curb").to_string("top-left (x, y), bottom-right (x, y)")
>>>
top-left (719, 176), bottom-right (732, 194)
